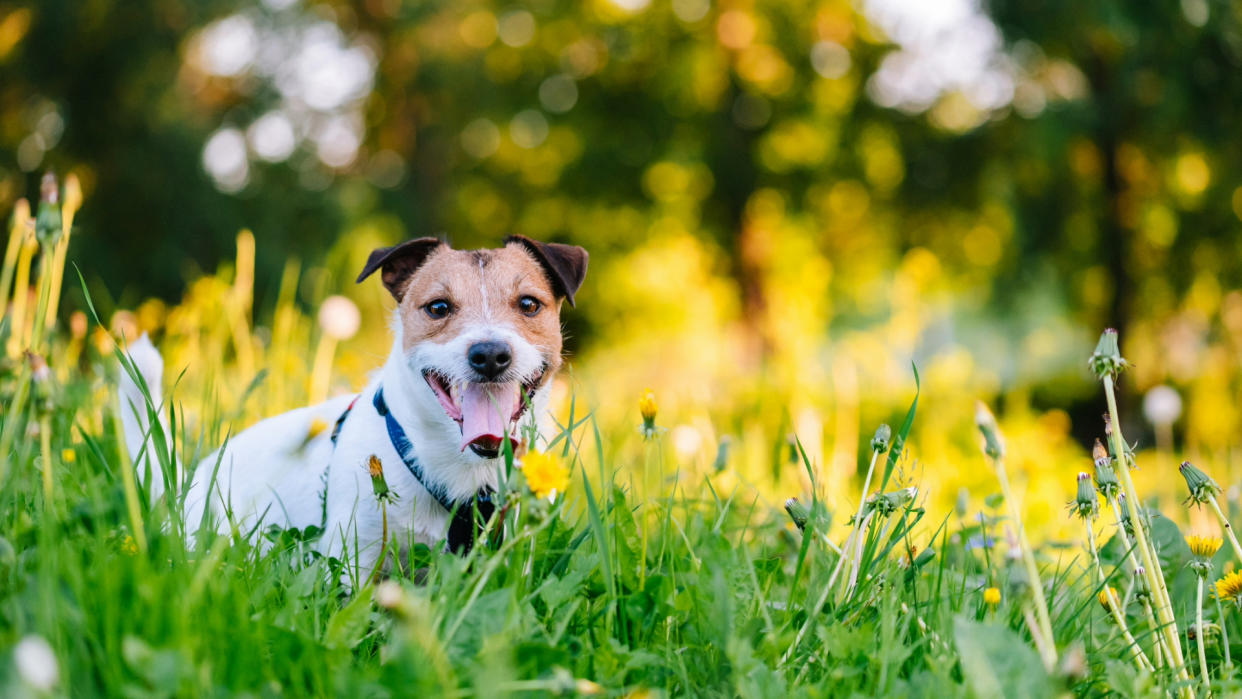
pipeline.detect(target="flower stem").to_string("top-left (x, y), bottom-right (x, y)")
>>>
top-left (1198, 576), bottom-right (1211, 695)
top-left (1207, 495), bottom-right (1242, 563)
top-left (1087, 525), bottom-right (1153, 671)
top-left (838, 447), bottom-right (881, 600)
top-left (992, 451), bottom-right (1057, 669)
top-left (1109, 492), bottom-right (1167, 667)
top-left (1104, 375), bottom-right (1191, 687)
top-left (1215, 592), bottom-right (1233, 670)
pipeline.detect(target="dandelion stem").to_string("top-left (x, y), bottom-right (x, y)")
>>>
top-left (839, 447), bottom-right (882, 600)
top-left (1109, 492), bottom-right (1167, 667)
top-left (1104, 375), bottom-right (1191, 688)
top-left (1215, 592), bottom-right (1233, 670)
top-left (39, 414), bottom-right (53, 506)
top-left (1207, 495), bottom-right (1242, 563)
top-left (991, 450), bottom-right (1056, 668)
top-left (1087, 525), bottom-right (1152, 671)
top-left (1197, 576), bottom-right (1211, 695)
top-left (367, 502), bottom-right (389, 587)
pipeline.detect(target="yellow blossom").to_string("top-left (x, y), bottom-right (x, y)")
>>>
top-left (983, 587), bottom-right (1000, 606)
top-left (61, 448), bottom-right (75, 463)
top-left (308, 418), bottom-right (328, 440)
top-left (1098, 586), bottom-right (1119, 613)
top-left (1215, 570), bottom-right (1242, 602)
top-left (121, 535), bottom-right (137, 555)
top-left (639, 388), bottom-right (657, 422)
top-left (522, 450), bottom-right (569, 501)
top-left (1188, 535), bottom-right (1222, 558)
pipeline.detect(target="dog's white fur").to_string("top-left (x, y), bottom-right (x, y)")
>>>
top-left (119, 312), bottom-right (551, 579)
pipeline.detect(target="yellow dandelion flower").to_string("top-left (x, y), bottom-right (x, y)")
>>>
top-left (308, 418), bottom-right (328, 440)
top-left (1215, 570), bottom-right (1242, 602)
top-left (522, 450), bottom-right (570, 501)
top-left (1098, 586), bottom-right (1118, 612)
top-left (983, 587), bottom-right (1001, 606)
top-left (61, 448), bottom-right (75, 463)
top-left (1187, 535), bottom-right (1222, 558)
top-left (639, 388), bottom-right (657, 422)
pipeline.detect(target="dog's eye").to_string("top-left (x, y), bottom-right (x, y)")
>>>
top-left (517, 296), bottom-right (542, 317)
top-left (424, 299), bottom-right (452, 319)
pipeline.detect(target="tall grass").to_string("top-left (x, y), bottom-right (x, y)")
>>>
top-left (3, 178), bottom-right (1242, 697)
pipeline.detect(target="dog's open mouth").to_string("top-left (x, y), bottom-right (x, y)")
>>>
top-left (422, 369), bottom-right (542, 458)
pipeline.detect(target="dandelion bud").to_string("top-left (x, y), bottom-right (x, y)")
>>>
top-left (784, 497), bottom-right (809, 530)
top-left (1097, 586), bottom-right (1118, 614)
top-left (1070, 472), bottom-right (1098, 520)
top-left (873, 487), bottom-right (917, 517)
top-left (1091, 439), bottom-right (1119, 498)
top-left (35, 173), bottom-right (62, 245)
top-left (870, 423), bottom-right (891, 453)
top-left (1180, 460), bottom-right (1221, 505)
top-left (974, 401), bottom-right (1004, 459)
top-left (639, 388), bottom-right (658, 439)
top-left (367, 455), bottom-right (393, 502)
top-left (1088, 328), bottom-right (1128, 379)
top-left (1117, 495), bottom-right (1135, 538)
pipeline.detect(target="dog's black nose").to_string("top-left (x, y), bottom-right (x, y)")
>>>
top-left (467, 341), bottom-right (512, 380)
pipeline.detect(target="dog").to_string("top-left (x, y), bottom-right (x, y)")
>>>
top-left (118, 235), bottom-right (587, 578)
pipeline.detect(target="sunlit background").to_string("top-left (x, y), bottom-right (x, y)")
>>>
top-left (3, 0), bottom-right (1241, 536)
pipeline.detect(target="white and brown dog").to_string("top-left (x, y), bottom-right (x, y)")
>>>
top-left (118, 235), bottom-right (587, 576)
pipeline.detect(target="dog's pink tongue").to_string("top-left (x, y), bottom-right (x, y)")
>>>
top-left (459, 382), bottom-right (519, 451)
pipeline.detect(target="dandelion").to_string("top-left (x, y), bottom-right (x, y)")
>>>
top-left (974, 400), bottom-right (1055, 669)
top-left (1181, 461), bottom-right (1221, 505)
top-left (14, 634), bottom-right (59, 691)
top-left (1093, 328), bottom-right (1187, 682)
top-left (1088, 327), bottom-right (1128, 379)
top-left (1181, 461), bottom-right (1242, 563)
top-left (784, 497), bottom-right (809, 531)
top-left (639, 388), bottom-right (658, 438)
top-left (1069, 472), bottom-right (1098, 520)
top-left (1188, 535), bottom-right (1223, 562)
top-left (1098, 587), bottom-right (1119, 614)
top-left (60, 448), bottom-right (75, 463)
top-left (367, 455), bottom-right (397, 587)
top-left (984, 587), bottom-right (1001, 606)
top-left (521, 450), bottom-right (569, 501)
top-left (1091, 439), bottom-right (1119, 499)
top-left (1188, 534), bottom-right (1223, 692)
top-left (1216, 571), bottom-right (1242, 605)
top-left (367, 454), bottom-right (396, 503)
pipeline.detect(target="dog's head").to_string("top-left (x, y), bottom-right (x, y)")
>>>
top-left (357, 236), bottom-right (587, 459)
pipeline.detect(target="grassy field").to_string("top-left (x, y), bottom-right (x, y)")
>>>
top-left (4, 181), bottom-right (1242, 698)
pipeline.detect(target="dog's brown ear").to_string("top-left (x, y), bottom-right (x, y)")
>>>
top-left (506, 235), bottom-right (589, 307)
top-left (356, 237), bottom-right (443, 301)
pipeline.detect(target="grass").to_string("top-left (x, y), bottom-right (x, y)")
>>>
top-left (4, 179), bottom-right (1242, 697)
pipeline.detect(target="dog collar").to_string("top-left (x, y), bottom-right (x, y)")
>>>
top-left (371, 387), bottom-right (497, 553)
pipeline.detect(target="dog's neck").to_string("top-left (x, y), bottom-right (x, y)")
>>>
top-left (375, 337), bottom-right (502, 504)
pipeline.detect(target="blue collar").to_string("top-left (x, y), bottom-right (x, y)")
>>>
top-left (370, 386), bottom-right (496, 552)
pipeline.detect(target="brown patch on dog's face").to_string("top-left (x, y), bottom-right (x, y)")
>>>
top-left (397, 243), bottom-right (566, 373)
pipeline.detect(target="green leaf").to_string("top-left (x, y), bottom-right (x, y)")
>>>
top-left (323, 586), bottom-right (373, 650)
top-left (953, 616), bottom-right (1053, 699)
